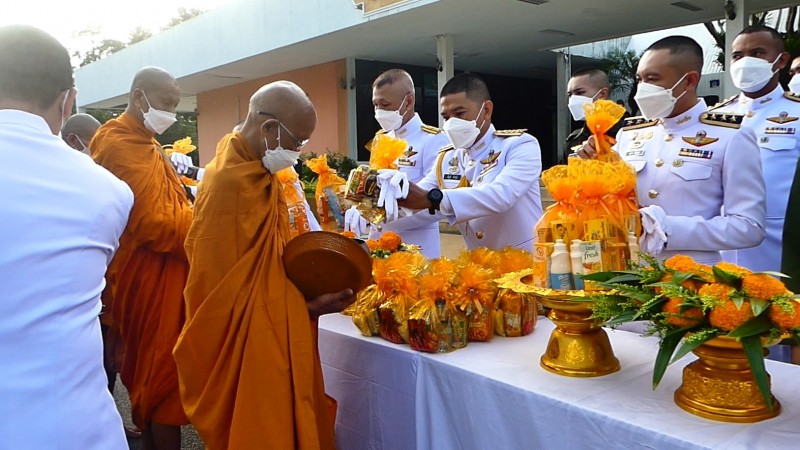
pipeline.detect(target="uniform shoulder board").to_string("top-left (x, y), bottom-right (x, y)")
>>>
top-left (622, 116), bottom-right (659, 131)
top-left (438, 144), bottom-right (454, 154)
top-left (785, 92), bottom-right (800, 103)
top-left (493, 129), bottom-right (527, 137)
top-left (699, 112), bottom-right (743, 129)
top-left (709, 95), bottom-right (738, 111)
top-left (420, 124), bottom-right (441, 134)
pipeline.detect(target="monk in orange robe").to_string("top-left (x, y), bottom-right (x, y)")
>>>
top-left (173, 81), bottom-right (354, 450)
top-left (92, 67), bottom-right (191, 450)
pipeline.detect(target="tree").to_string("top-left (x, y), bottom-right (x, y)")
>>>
top-left (128, 26), bottom-right (153, 45)
top-left (162, 7), bottom-right (205, 30)
top-left (601, 48), bottom-right (641, 114)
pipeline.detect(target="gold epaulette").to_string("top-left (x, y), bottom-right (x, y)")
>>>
top-left (785, 92), bottom-right (800, 102)
top-left (421, 124), bottom-right (441, 134)
top-left (699, 112), bottom-right (743, 129)
top-left (709, 95), bottom-right (738, 110)
top-left (494, 129), bottom-right (527, 137)
top-left (438, 144), bottom-right (455, 154)
top-left (622, 116), bottom-right (659, 131)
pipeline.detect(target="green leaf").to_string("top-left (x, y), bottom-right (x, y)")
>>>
top-left (727, 315), bottom-right (772, 339)
top-left (740, 335), bottom-right (773, 411)
top-left (731, 293), bottom-right (745, 310)
top-left (753, 271), bottom-right (790, 279)
top-left (604, 274), bottom-right (646, 284)
top-left (604, 310), bottom-right (637, 326)
top-left (670, 331), bottom-right (717, 364)
top-left (750, 298), bottom-right (769, 317)
top-left (653, 330), bottom-right (688, 389)
top-left (579, 271), bottom-right (626, 282)
top-left (712, 266), bottom-right (743, 289)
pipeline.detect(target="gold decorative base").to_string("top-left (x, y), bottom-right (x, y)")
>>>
top-left (538, 297), bottom-right (620, 377)
top-left (674, 337), bottom-right (780, 423)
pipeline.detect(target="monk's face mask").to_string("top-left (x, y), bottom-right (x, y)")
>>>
top-left (261, 122), bottom-right (301, 174)
top-left (137, 89), bottom-right (177, 135)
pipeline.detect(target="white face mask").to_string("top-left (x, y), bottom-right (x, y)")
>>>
top-left (788, 74), bottom-right (800, 94)
top-left (374, 95), bottom-right (408, 132)
top-left (74, 135), bottom-right (91, 156)
top-left (634, 74), bottom-right (688, 120)
top-left (730, 55), bottom-right (781, 93)
top-left (261, 124), bottom-right (301, 174)
top-left (567, 90), bottom-right (602, 121)
top-left (443, 102), bottom-right (486, 150)
top-left (139, 90), bottom-right (177, 135)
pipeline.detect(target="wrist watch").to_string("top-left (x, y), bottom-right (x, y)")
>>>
top-left (427, 188), bottom-right (443, 215)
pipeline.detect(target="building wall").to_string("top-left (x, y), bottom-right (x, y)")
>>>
top-left (196, 59), bottom-right (349, 165)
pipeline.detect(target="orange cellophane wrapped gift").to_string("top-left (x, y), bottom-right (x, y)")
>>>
top-left (408, 258), bottom-right (466, 352)
top-left (375, 251), bottom-right (426, 344)
top-left (583, 100), bottom-right (626, 163)
top-left (452, 264), bottom-right (497, 342)
top-left (163, 136), bottom-right (196, 156)
top-left (349, 284), bottom-right (382, 336)
top-left (534, 165), bottom-right (579, 243)
top-left (569, 158), bottom-right (628, 239)
top-left (493, 248), bottom-right (537, 337)
top-left (276, 167), bottom-right (311, 238)
top-left (344, 134), bottom-right (409, 224)
top-left (306, 155), bottom-right (346, 231)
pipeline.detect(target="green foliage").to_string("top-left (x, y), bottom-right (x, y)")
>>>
top-left (601, 48), bottom-right (641, 113)
top-left (162, 7), bottom-right (205, 30)
top-left (741, 334), bottom-right (774, 411)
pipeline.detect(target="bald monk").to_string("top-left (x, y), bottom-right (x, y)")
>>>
top-left (62, 113), bottom-right (101, 156)
top-left (173, 81), bottom-right (355, 450)
top-left (91, 67), bottom-right (190, 450)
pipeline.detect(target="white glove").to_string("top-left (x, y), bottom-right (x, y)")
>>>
top-left (344, 205), bottom-right (368, 237)
top-left (376, 169), bottom-right (409, 223)
top-left (639, 205), bottom-right (669, 256)
top-left (169, 153), bottom-right (193, 175)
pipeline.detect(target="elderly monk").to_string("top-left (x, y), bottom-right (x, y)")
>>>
top-left (173, 81), bottom-right (354, 450)
top-left (92, 67), bottom-right (191, 450)
top-left (62, 113), bottom-right (101, 156)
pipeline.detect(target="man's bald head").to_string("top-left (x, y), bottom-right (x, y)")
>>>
top-left (125, 66), bottom-right (181, 123)
top-left (568, 68), bottom-right (610, 100)
top-left (62, 113), bottom-right (101, 154)
top-left (240, 81), bottom-right (316, 156)
top-left (372, 69), bottom-right (416, 127)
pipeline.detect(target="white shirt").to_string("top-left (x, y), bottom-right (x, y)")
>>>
top-left (0, 110), bottom-right (132, 449)
top-left (418, 125), bottom-right (544, 251)
top-left (715, 85), bottom-right (800, 272)
top-left (615, 100), bottom-right (766, 265)
top-left (369, 114), bottom-right (450, 257)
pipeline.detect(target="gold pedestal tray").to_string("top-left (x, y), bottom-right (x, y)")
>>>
top-left (495, 270), bottom-right (620, 378)
top-left (674, 336), bottom-right (780, 423)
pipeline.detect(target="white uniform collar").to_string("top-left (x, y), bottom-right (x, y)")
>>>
top-left (465, 124), bottom-right (497, 158)
top-left (737, 84), bottom-right (784, 112)
top-left (662, 100), bottom-right (707, 132)
top-left (0, 109), bottom-right (53, 135)
top-left (392, 113), bottom-right (422, 139)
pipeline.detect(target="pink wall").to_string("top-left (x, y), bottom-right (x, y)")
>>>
top-left (196, 59), bottom-right (349, 165)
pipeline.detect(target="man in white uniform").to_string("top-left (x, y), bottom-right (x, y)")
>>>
top-left (713, 25), bottom-right (799, 273)
top-left (579, 36), bottom-right (765, 265)
top-left (0, 26), bottom-right (132, 449)
top-left (400, 73), bottom-right (543, 251)
top-left (364, 69), bottom-right (449, 257)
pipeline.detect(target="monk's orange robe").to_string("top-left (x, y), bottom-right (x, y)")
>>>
top-left (173, 132), bottom-right (335, 450)
top-left (92, 113), bottom-right (191, 428)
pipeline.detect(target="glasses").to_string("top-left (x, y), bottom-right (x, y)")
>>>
top-left (257, 111), bottom-right (308, 150)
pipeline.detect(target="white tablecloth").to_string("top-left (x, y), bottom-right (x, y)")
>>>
top-left (319, 313), bottom-right (800, 450)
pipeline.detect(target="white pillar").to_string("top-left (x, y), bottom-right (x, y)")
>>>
top-left (555, 51), bottom-right (571, 165)
top-left (723, 0), bottom-right (746, 99)
top-left (436, 34), bottom-right (454, 127)
top-left (346, 57), bottom-right (359, 161)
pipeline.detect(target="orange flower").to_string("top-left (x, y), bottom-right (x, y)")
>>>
top-left (741, 273), bottom-right (788, 301)
top-left (341, 231), bottom-right (356, 239)
top-left (714, 261), bottom-right (752, 278)
top-left (366, 239), bottom-right (379, 252)
top-left (662, 297), bottom-right (704, 328)
top-left (378, 232), bottom-right (402, 252)
top-left (768, 300), bottom-right (800, 332)
top-left (699, 282), bottom-right (734, 303)
top-left (709, 298), bottom-right (754, 331)
top-left (663, 255), bottom-right (712, 289)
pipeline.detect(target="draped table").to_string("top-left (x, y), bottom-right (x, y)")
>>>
top-left (319, 313), bottom-right (800, 450)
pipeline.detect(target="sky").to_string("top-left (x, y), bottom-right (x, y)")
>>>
top-left (2, 1), bottom-right (234, 59)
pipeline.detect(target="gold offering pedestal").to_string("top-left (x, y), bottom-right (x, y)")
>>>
top-left (495, 270), bottom-right (620, 378)
top-left (674, 336), bottom-right (780, 423)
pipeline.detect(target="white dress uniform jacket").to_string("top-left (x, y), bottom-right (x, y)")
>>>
top-left (615, 100), bottom-right (766, 265)
top-left (417, 125), bottom-right (543, 251)
top-left (0, 110), bottom-right (133, 450)
top-left (368, 113), bottom-right (450, 257)
top-left (714, 86), bottom-right (800, 272)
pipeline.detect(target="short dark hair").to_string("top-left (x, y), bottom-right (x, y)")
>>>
top-left (0, 25), bottom-right (74, 110)
top-left (571, 67), bottom-right (606, 79)
top-left (645, 35), bottom-right (703, 73)
top-left (440, 73), bottom-right (491, 103)
top-left (739, 25), bottom-right (785, 52)
top-left (373, 69), bottom-right (413, 90)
